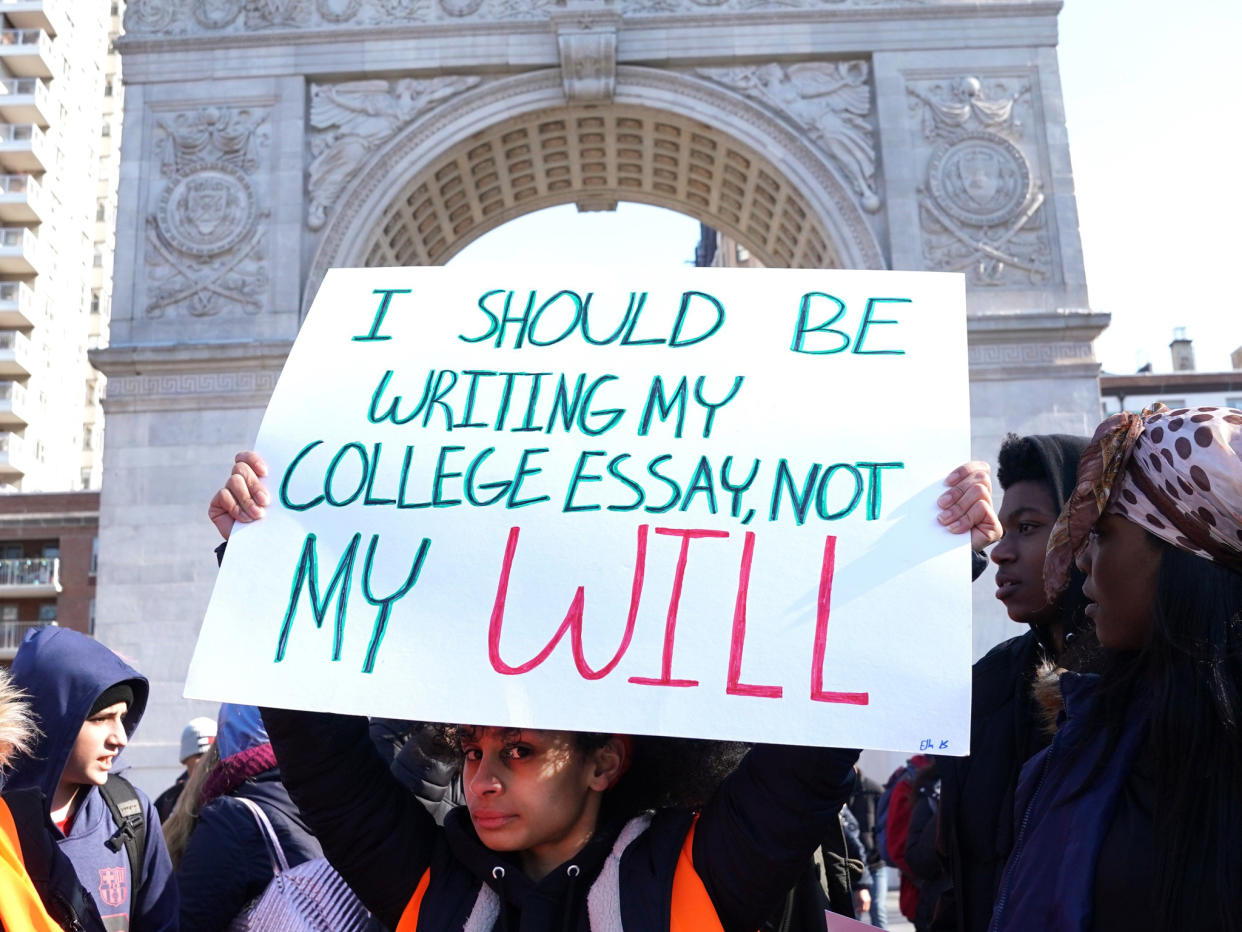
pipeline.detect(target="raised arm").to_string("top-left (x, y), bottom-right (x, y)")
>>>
top-left (260, 708), bottom-right (437, 929)
top-left (693, 743), bottom-right (860, 932)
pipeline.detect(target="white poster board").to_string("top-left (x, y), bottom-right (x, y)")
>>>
top-left (187, 266), bottom-right (973, 755)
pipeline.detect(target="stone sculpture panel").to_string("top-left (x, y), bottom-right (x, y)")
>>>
top-left (905, 74), bottom-right (1055, 288)
top-left (306, 77), bottom-right (482, 230)
top-left (124, 0), bottom-right (928, 33)
top-left (694, 61), bottom-right (881, 215)
top-left (143, 105), bottom-right (272, 318)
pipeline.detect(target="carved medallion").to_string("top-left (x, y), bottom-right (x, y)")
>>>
top-left (157, 163), bottom-right (258, 258)
top-left (927, 131), bottom-right (1031, 227)
top-left (316, 0), bottom-right (363, 19)
top-left (439, 0), bottom-right (484, 13)
top-left (193, 0), bottom-right (244, 27)
top-left (127, 0), bottom-right (181, 31)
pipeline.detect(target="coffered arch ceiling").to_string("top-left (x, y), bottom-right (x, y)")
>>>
top-left (359, 103), bottom-right (840, 270)
top-left (308, 68), bottom-right (885, 298)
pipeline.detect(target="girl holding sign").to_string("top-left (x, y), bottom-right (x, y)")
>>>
top-left (209, 452), bottom-right (996, 932)
top-left (989, 406), bottom-right (1242, 931)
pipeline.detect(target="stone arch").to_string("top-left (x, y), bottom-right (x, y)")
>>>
top-left (306, 66), bottom-right (886, 306)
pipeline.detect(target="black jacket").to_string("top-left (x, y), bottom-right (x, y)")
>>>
top-left (262, 708), bottom-right (857, 932)
top-left (176, 767), bottom-right (323, 932)
top-left (935, 631), bottom-right (1049, 932)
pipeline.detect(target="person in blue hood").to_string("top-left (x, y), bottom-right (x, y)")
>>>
top-left (6, 626), bottom-right (179, 932)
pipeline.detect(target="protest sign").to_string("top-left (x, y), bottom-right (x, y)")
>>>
top-left (186, 266), bottom-right (972, 754)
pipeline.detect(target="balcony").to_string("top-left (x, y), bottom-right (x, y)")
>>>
top-left (0, 330), bottom-right (30, 378)
top-left (0, 77), bottom-right (49, 126)
top-left (0, 281), bottom-right (38, 329)
top-left (0, 226), bottom-right (37, 274)
top-left (0, 174), bottom-right (42, 223)
top-left (0, 558), bottom-right (60, 596)
top-left (0, 29), bottom-right (54, 79)
top-left (0, 124), bottom-right (48, 173)
top-left (0, 2), bottom-right (58, 36)
top-left (0, 380), bottom-right (29, 428)
top-left (0, 431), bottom-right (27, 480)
top-left (0, 619), bottom-right (46, 659)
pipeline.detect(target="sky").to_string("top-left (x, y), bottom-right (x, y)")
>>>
top-left (451, 0), bottom-right (1242, 375)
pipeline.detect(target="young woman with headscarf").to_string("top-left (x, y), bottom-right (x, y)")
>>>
top-left (988, 405), bottom-right (1242, 932)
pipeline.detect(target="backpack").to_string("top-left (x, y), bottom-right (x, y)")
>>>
top-left (875, 755), bottom-right (926, 871)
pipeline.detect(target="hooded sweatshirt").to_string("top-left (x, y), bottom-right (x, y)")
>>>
top-left (934, 433), bottom-right (1089, 932)
top-left (6, 626), bottom-right (179, 932)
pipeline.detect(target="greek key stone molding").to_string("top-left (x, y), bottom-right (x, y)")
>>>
top-left (906, 74), bottom-right (1054, 288)
top-left (553, 10), bottom-right (621, 104)
top-left (144, 105), bottom-right (272, 318)
top-left (695, 62), bottom-right (880, 214)
top-left (307, 76), bottom-right (482, 231)
top-left (90, 342), bottom-right (292, 412)
top-left (109, 371), bottom-right (279, 399)
top-left (969, 341), bottom-right (1093, 367)
top-left (124, 0), bottom-right (947, 34)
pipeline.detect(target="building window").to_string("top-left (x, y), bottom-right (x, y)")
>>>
top-left (90, 537), bottom-right (98, 576)
top-left (0, 604), bottom-right (16, 623)
top-left (96, 203), bottom-right (106, 222)
top-left (104, 80), bottom-right (114, 97)
top-left (93, 247), bottom-right (104, 268)
top-left (37, 604), bottom-right (56, 623)
top-left (101, 123), bottom-right (112, 138)
top-left (90, 291), bottom-right (101, 314)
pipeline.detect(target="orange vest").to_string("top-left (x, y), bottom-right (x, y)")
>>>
top-left (395, 819), bottom-right (725, 932)
top-left (0, 798), bottom-right (63, 932)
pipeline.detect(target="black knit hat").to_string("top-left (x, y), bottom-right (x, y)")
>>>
top-left (89, 682), bottom-right (135, 717)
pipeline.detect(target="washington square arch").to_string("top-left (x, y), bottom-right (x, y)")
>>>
top-left (97, 0), bottom-right (1107, 778)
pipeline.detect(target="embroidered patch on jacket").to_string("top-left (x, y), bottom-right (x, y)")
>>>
top-left (99, 865), bottom-right (128, 908)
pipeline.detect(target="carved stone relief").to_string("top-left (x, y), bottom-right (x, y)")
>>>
top-left (124, 0), bottom-right (925, 33)
top-left (694, 62), bottom-right (881, 214)
top-left (906, 75), bottom-right (1053, 287)
top-left (306, 77), bottom-right (482, 231)
top-left (145, 106), bottom-right (271, 318)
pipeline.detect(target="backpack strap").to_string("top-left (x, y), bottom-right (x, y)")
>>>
top-left (99, 774), bottom-right (147, 889)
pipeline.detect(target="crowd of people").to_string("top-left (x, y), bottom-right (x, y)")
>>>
top-left (0, 400), bottom-right (1238, 931)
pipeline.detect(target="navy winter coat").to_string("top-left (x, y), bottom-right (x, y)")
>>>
top-left (176, 767), bottom-right (323, 931)
top-left (262, 708), bottom-right (858, 932)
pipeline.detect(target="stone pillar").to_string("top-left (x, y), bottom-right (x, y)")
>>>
top-left (91, 74), bottom-right (306, 788)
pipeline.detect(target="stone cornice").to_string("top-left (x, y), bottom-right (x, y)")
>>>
top-left (90, 341), bottom-right (294, 376)
top-left (966, 309), bottom-right (1111, 346)
top-left (117, 3), bottom-right (1062, 82)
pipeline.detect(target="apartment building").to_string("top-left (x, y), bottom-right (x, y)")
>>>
top-left (1099, 332), bottom-right (1242, 417)
top-left (0, 2), bottom-right (117, 492)
top-left (0, 489), bottom-right (97, 661)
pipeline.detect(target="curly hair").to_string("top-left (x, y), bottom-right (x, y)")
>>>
top-left (0, 668), bottom-right (35, 773)
top-left (428, 724), bottom-right (748, 822)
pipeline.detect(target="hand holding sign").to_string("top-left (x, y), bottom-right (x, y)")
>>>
top-left (188, 266), bottom-right (973, 754)
top-left (208, 451), bottom-right (270, 539)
